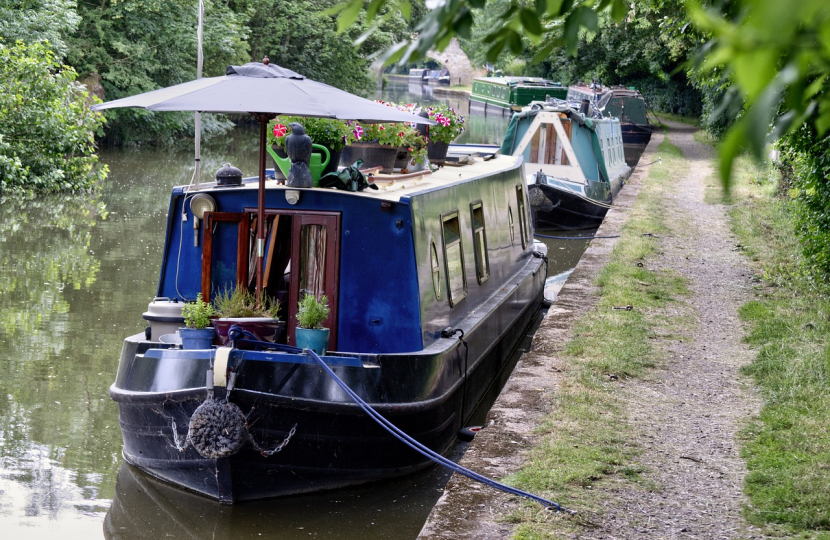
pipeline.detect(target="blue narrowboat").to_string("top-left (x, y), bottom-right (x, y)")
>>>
top-left (110, 154), bottom-right (547, 502)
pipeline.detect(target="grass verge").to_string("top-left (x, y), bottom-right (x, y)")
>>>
top-left (502, 138), bottom-right (691, 539)
top-left (727, 156), bottom-right (830, 536)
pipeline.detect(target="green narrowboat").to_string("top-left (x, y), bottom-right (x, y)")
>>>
top-left (470, 77), bottom-right (567, 114)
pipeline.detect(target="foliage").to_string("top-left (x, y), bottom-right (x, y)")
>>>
top-left (0, 40), bottom-right (108, 193)
top-left (296, 294), bottom-right (330, 329)
top-left (182, 293), bottom-right (215, 329)
top-left (240, 0), bottom-right (417, 97)
top-left (269, 117), bottom-right (352, 152)
top-left (777, 125), bottom-right (830, 279)
top-left (213, 286), bottom-right (281, 319)
top-left (689, 0), bottom-right (830, 184)
top-left (0, 0), bottom-right (80, 58)
top-left (66, 0), bottom-right (249, 146)
top-left (424, 103), bottom-right (465, 144)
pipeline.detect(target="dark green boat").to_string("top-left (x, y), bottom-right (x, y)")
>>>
top-left (470, 77), bottom-right (567, 114)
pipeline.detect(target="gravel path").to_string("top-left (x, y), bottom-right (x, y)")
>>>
top-left (418, 121), bottom-right (765, 540)
top-left (584, 121), bottom-right (766, 539)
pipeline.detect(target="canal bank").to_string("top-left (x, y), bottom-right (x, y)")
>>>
top-left (418, 122), bottom-right (764, 539)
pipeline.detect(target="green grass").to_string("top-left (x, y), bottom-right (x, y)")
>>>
top-left (501, 138), bottom-right (691, 537)
top-left (728, 158), bottom-right (830, 535)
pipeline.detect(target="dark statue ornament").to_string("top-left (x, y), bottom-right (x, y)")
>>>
top-left (285, 122), bottom-right (313, 188)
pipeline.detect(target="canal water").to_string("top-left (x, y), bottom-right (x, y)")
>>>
top-left (0, 82), bottom-right (592, 539)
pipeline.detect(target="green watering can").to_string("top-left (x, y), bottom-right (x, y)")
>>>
top-left (267, 144), bottom-right (331, 187)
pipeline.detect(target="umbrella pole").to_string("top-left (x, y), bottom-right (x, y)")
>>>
top-left (255, 113), bottom-right (277, 299)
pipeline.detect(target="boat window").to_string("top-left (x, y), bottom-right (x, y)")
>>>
top-left (430, 240), bottom-right (441, 300)
top-left (299, 224), bottom-right (326, 298)
top-left (441, 211), bottom-right (466, 306)
top-left (508, 206), bottom-right (515, 245)
top-left (528, 122), bottom-right (570, 166)
top-left (470, 202), bottom-right (489, 284)
top-left (516, 185), bottom-right (529, 249)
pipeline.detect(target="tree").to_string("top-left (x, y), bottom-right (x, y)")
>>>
top-left (67, 0), bottom-right (250, 145)
top-left (331, 0), bottom-right (830, 185)
top-left (0, 0), bottom-right (81, 58)
top-left (245, 0), bottom-right (416, 96)
top-left (0, 41), bottom-right (107, 193)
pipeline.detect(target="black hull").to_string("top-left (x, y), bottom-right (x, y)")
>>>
top-left (111, 263), bottom-right (545, 502)
top-left (528, 183), bottom-right (609, 230)
top-left (621, 123), bottom-right (653, 146)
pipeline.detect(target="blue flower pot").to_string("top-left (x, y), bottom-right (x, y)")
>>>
top-left (295, 328), bottom-right (330, 355)
top-left (178, 327), bottom-right (215, 350)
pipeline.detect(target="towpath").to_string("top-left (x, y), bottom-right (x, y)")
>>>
top-left (418, 121), bottom-right (766, 539)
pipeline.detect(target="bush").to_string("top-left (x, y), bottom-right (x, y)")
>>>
top-left (778, 124), bottom-right (830, 279)
top-left (0, 41), bottom-right (107, 193)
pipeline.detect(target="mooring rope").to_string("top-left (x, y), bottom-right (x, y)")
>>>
top-left (303, 348), bottom-right (574, 513)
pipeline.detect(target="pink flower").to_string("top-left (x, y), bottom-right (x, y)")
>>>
top-left (353, 125), bottom-right (364, 141)
top-left (398, 131), bottom-right (406, 138)
top-left (378, 124), bottom-right (385, 131)
top-left (272, 124), bottom-right (287, 138)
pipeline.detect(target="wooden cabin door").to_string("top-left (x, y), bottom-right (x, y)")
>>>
top-left (201, 209), bottom-right (340, 349)
top-left (285, 212), bottom-right (340, 348)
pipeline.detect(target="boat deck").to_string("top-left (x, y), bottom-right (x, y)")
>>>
top-left (185, 154), bottom-right (520, 201)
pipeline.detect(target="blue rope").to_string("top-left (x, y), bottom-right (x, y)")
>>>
top-left (303, 348), bottom-right (574, 513)
top-left (534, 232), bottom-right (620, 240)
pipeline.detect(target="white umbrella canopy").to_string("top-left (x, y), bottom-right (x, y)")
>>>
top-left (92, 61), bottom-right (432, 124)
top-left (93, 60), bottom-right (435, 296)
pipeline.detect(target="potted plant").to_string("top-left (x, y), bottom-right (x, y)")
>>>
top-left (341, 121), bottom-right (405, 173)
top-left (179, 294), bottom-right (216, 349)
top-left (424, 103), bottom-right (466, 165)
top-left (212, 285), bottom-right (284, 345)
top-left (269, 117), bottom-right (351, 178)
top-left (295, 294), bottom-right (331, 355)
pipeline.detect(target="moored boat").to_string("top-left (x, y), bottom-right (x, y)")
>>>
top-left (500, 99), bottom-right (632, 230)
top-left (471, 77), bottom-right (567, 114)
top-left (109, 151), bottom-right (547, 502)
top-left (568, 84), bottom-right (655, 151)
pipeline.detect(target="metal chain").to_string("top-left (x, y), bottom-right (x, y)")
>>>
top-left (250, 424), bottom-right (298, 457)
top-left (170, 419), bottom-right (190, 452)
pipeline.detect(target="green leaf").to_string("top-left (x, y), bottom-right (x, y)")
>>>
top-left (718, 122), bottom-right (745, 190)
top-left (399, 0), bottom-right (411, 20)
top-left (816, 106), bottom-right (830, 136)
top-left (519, 8), bottom-right (543, 36)
top-left (366, 0), bottom-right (386, 21)
top-left (486, 39), bottom-right (507, 63)
top-left (535, 0), bottom-right (548, 15)
top-left (507, 29), bottom-right (524, 54)
top-left (336, 0), bottom-right (366, 32)
top-left (611, 0), bottom-right (628, 21)
top-left (454, 9), bottom-right (474, 40)
top-left (531, 40), bottom-right (558, 65)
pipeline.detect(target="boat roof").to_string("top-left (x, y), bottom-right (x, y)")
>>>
top-left (178, 154), bottom-right (521, 202)
top-left (474, 76), bottom-right (563, 87)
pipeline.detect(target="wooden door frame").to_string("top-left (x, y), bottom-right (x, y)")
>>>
top-left (201, 212), bottom-right (250, 300)
top-left (244, 208), bottom-right (341, 349)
